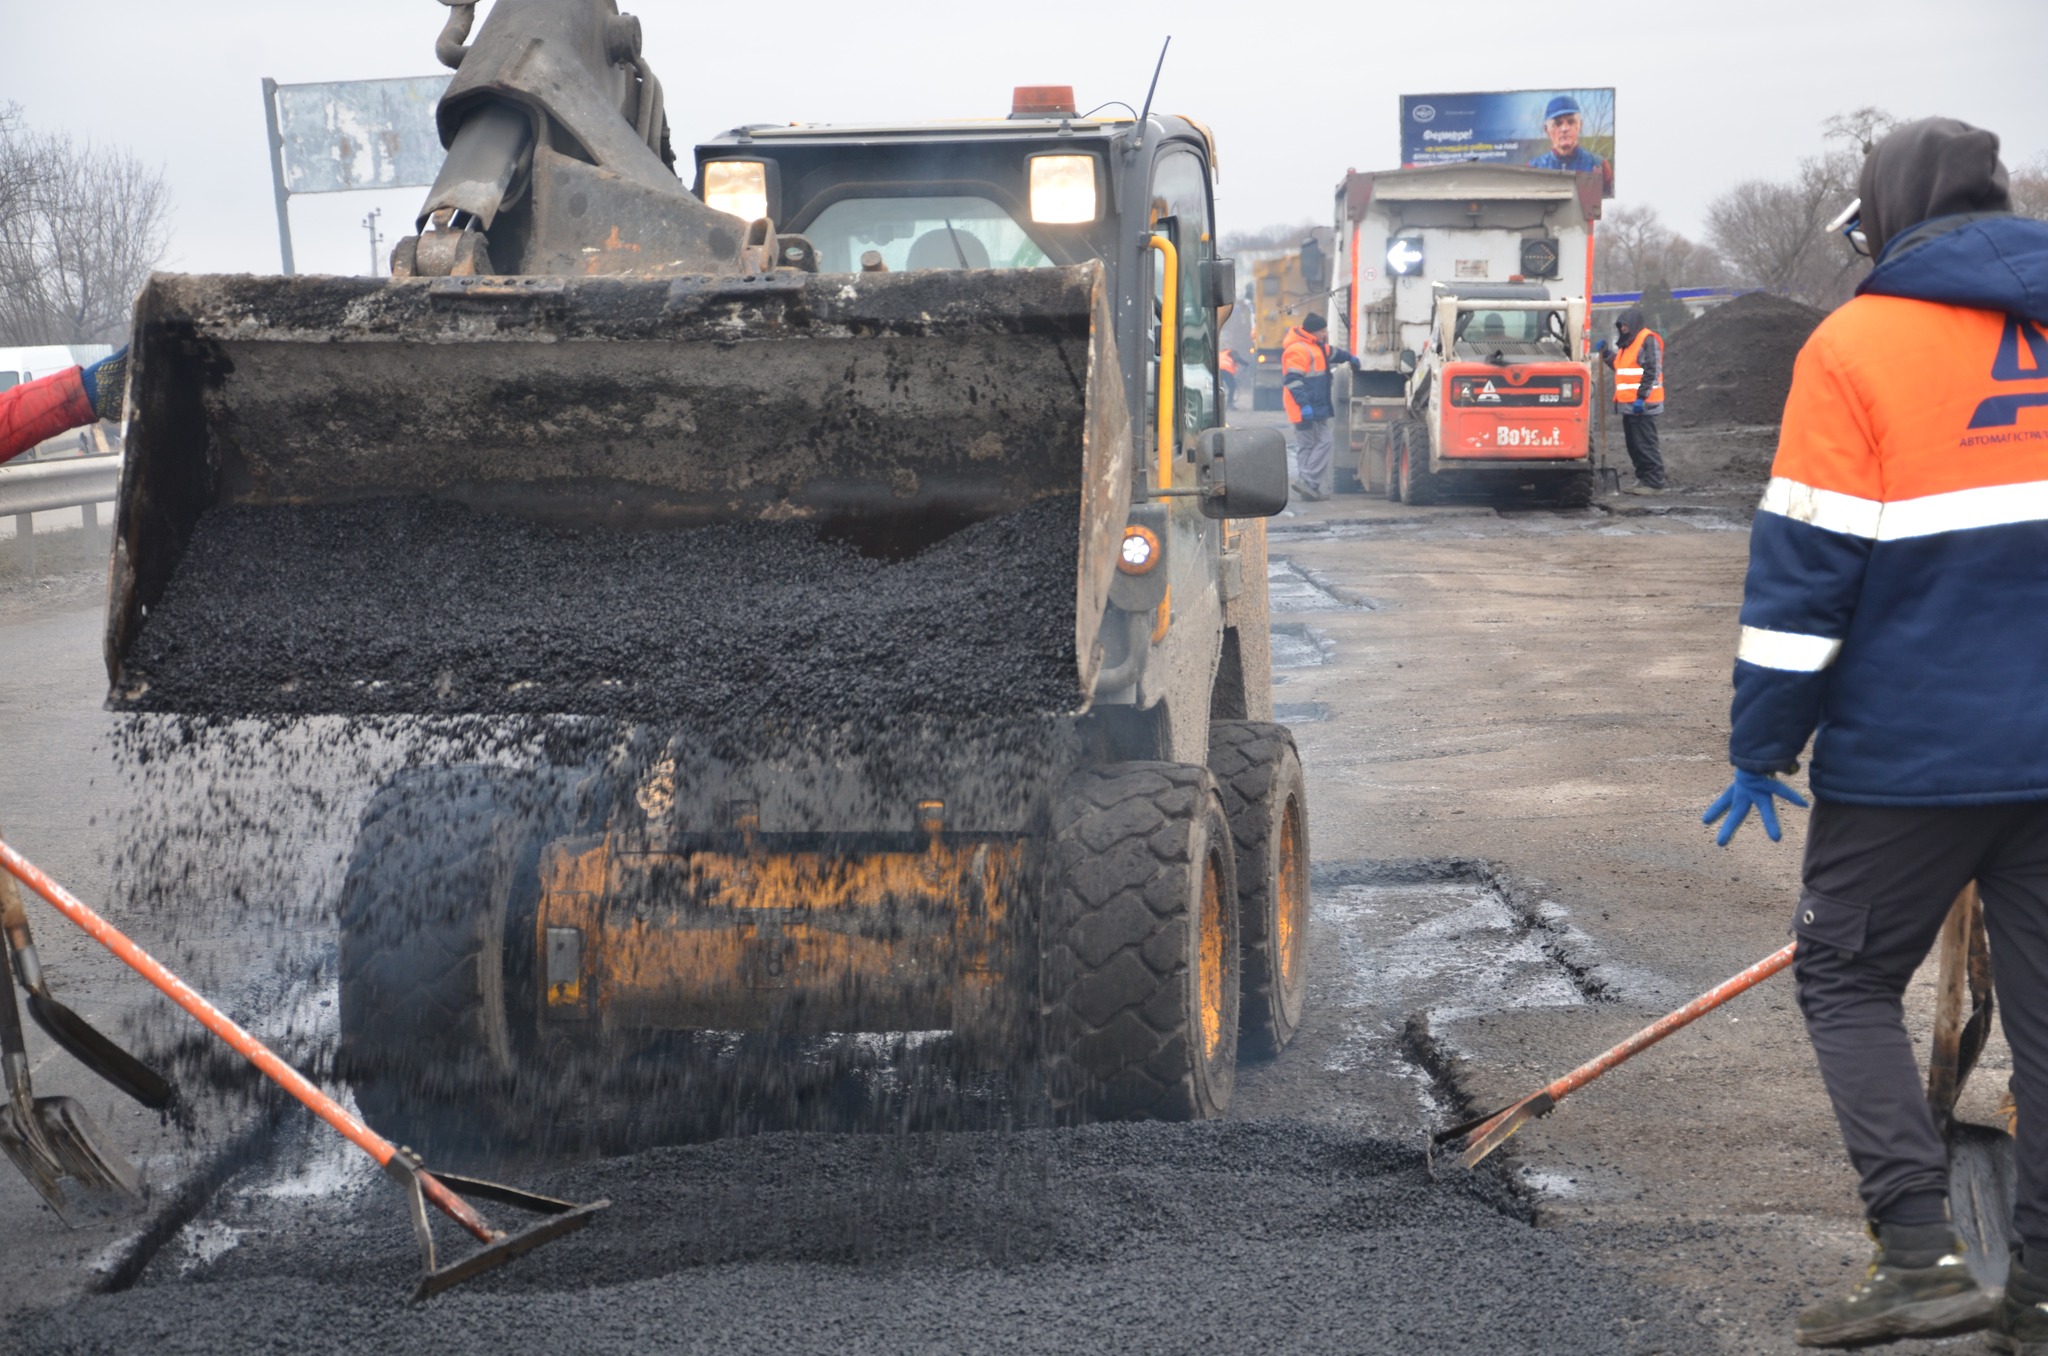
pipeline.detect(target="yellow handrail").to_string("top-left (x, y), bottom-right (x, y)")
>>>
top-left (1146, 234), bottom-right (1178, 493)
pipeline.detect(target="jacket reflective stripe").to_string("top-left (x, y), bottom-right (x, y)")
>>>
top-left (1758, 477), bottom-right (1884, 538)
top-left (1877, 478), bottom-right (2048, 540)
top-left (1759, 475), bottom-right (2048, 541)
top-left (1737, 625), bottom-right (1843, 672)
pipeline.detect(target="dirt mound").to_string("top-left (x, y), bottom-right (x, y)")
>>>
top-left (1664, 292), bottom-right (1826, 427)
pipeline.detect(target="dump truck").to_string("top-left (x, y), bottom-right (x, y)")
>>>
top-left (1328, 163), bottom-right (1602, 499)
top-left (106, 0), bottom-right (1309, 1145)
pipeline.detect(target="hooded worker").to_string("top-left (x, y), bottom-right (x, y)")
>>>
top-left (0, 348), bottom-right (126, 463)
top-left (1701, 118), bottom-right (2048, 1351)
top-left (1280, 313), bottom-right (1363, 501)
top-left (1597, 306), bottom-right (1665, 494)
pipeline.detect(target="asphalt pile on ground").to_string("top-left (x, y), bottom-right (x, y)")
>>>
top-left (116, 494), bottom-right (1082, 721)
top-left (10, 1121), bottom-right (1693, 1355)
top-left (1664, 292), bottom-right (1826, 427)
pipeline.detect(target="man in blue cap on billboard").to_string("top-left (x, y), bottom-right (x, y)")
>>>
top-left (1530, 95), bottom-right (1612, 193)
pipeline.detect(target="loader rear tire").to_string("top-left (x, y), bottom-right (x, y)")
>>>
top-left (1042, 763), bottom-right (1239, 1122)
top-left (336, 767), bottom-right (576, 1160)
top-left (1384, 427), bottom-right (1405, 503)
top-left (1555, 469), bottom-right (1596, 508)
top-left (1207, 722), bottom-right (1310, 1058)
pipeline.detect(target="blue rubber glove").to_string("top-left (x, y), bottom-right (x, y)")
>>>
top-left (1703, 769), bottom-right (1809, 846)
top-left (1592, 339), bottom-right (1609, 354)
top-left (1629, 398), bottom-right (1649, 416)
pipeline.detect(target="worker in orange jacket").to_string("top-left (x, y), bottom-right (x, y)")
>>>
top-left (0, 349), bottom-right (126, 463)
top-left (1596, 307), bottom-right (1666, 493)
top-left (1701, 119), bottom-right (2048, 1351)
top-left (1280, 313), bottom-right (1362, 501)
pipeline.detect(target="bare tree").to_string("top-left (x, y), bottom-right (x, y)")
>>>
top-left (2011, 152), bottom-right (2048, 223)
top-left (1219, 222), bottom-right (1325, 255)
top-left (1706, 148), bottom-right (1866, 308)
top-left (1823, 106), bottom-right (1902, 157)
top-left (1595, 204), bottom-right (1726, 293)
top-left (0, 105), bottom-right (172, 345)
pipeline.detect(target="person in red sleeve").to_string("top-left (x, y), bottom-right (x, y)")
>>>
top-left (1702, 119), bottom-right (2048, 1351)
top-left (0, 347), bottom-right (126, 463)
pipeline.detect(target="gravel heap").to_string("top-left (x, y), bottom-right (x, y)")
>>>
top-left (118, 496), bottom-right (1082, 722)
top-left (9, 1121), bottom-right (1693, 1356)
top-left (1664, 292), bottom-right (1826, 427)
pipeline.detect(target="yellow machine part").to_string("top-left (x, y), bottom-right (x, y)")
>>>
top-left (535, 833), bottom-right (1029, 1035)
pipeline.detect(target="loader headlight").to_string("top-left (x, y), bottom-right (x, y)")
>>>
top-left (703, 160), bottom-right (771, 222)
top-left (1119, 524), bottom-right (1162, 574)
top-left (1029, 154), bottom-right (1099, 225)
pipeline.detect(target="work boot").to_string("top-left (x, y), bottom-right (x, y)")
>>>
top-left (1989, 1248), bottom-right (2048, 1354)
top-left (1793, 1222), bottom-right (1995, 1347)
top-left (1623, 483), bottom-right (1666, 496)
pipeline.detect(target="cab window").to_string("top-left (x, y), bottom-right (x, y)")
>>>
top-left (1147, 148), bottom-right (1218, 445)
top-left (800, 195), bottom-right (1053, 274)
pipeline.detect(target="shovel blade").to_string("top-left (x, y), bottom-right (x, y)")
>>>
top-left (23, 990), bottom-right (175, 1111)
top-left (0, 1096), bottom-right (142, 1223)
top-left (1948, 1120), bottom-right (2018, 1290)
top-left (0, 1103), bottom-right (72, 1217)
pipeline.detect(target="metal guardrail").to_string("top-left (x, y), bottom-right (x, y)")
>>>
top-left (0, 454), bottom-right (120, 517)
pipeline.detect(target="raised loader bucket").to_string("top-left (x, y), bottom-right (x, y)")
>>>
top-left (106, 264), bottom-right (1131, 717)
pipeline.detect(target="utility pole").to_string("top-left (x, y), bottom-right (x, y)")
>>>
top-left (362, 208), bottom-right (385, 276)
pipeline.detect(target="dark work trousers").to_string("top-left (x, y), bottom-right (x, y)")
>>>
top-left (1793, 799), bottom-right (2048, 1252)
top-left (1619, 410), bottom-right (1666, 487)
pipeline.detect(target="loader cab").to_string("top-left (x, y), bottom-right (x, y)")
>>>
top-left (692, 107), bottom-right (1232, 481)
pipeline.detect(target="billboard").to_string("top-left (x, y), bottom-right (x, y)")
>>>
top-left (270, 75), bottom-right (452, 195)
top-left (1400, 89), bottom-right (1615, 197)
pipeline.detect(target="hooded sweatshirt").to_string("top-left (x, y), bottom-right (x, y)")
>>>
top-left (1729, 119), bottom-right (2048, 804)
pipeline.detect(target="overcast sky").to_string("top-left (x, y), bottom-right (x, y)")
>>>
top-left (4, 0), bottom-right (2044, 278)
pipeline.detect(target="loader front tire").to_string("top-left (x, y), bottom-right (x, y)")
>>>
top-left (1398, 422), bottom-right (1438, 506)
top-left (1207, 722), bottom-right (1310, 1058)
top-left (337, 767), bottom-right (576, 1160)
top-left (1042, 763), bottom-right (1240, 1122)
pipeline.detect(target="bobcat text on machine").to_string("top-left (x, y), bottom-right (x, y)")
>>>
top-left (107, 0), bottom-right (1310, 1148)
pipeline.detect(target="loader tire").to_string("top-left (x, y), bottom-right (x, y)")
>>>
top-left (337, 767), bottom-right (576, 1160)
top-left (1207, 722), bottom-right (1310, 1058)
top-left (1042, 763), bottom-right (1240, 1122)
top-left (1398, 422), bottom-right (1438, 506)
top-left (1384, 427), bottom-right (1404, 503)
top-left (1555, 469), bottom-right (1596, 508)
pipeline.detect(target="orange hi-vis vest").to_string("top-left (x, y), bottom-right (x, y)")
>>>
top-left (1614, 328), bottom-right (1664, 405)
top-left (1280, 326), bottom-right (1329, 423)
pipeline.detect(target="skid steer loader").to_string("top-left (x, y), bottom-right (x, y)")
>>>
top-left (106, 0), bottom-right (1310, 1146)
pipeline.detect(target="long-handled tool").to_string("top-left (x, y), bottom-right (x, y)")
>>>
top-left (0, 830), bottom-right (174, 1112)
top-left (1437, 942), bottom-right (1796, 1168)
top-left (0, 900), bottom-right (142, 1219)
top-left (1927, 884), bottom-right (2017, 1287)
top-left (0, 838), bottom-right (607, 1299)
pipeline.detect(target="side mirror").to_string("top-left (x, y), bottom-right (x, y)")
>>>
top-left (1200, 257), bottom-right (1236, 309)
top-left (1195, 427), bottom-right (1289, 519)
top-left (1397, 349), bottom-right (1418, 376)
top-left (1299, 237), bottom-right (1326, 293)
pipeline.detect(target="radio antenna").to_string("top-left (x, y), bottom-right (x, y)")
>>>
top-left (1137, 36), bottom-right (1171, 127)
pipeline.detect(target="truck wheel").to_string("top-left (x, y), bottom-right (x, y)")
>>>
top-left (1207, 722), bottom-right (1310, 1058)
top-left (1398, 423), bottom-right (1439, 506)
top-left (1042, 763), bottom-right (1240, 1121)
top-left (337, 767), bottom-right (574, 1159)
top-left (1555, 469), bottom-right (1596, 507)
top-left (1384, 427), bottom-right (1404, 502)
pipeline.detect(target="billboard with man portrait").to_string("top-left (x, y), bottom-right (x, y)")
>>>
top-left (1399, 89), bottom-right (1616, 197)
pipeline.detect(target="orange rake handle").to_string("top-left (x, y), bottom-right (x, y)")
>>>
top-left (0, 839), bottom-right (495, 1246)
top-left (1455, 941), bottom-right (1797, 1157)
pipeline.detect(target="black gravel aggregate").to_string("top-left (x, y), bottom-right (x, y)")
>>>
top-left (10, 1121), bottom-right (1692, 1355)
top-left (118, 495), bottom-right (1082, 721)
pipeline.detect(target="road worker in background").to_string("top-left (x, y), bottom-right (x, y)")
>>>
top-left (1703, 118), bottom-right (2048, 1352)
top-left (0, 348), bottom-right (126, 463)
top-left (1598, 308), bottom-right (1666, 494)
top-left (1281, 312), bottom-right (1362, 501)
